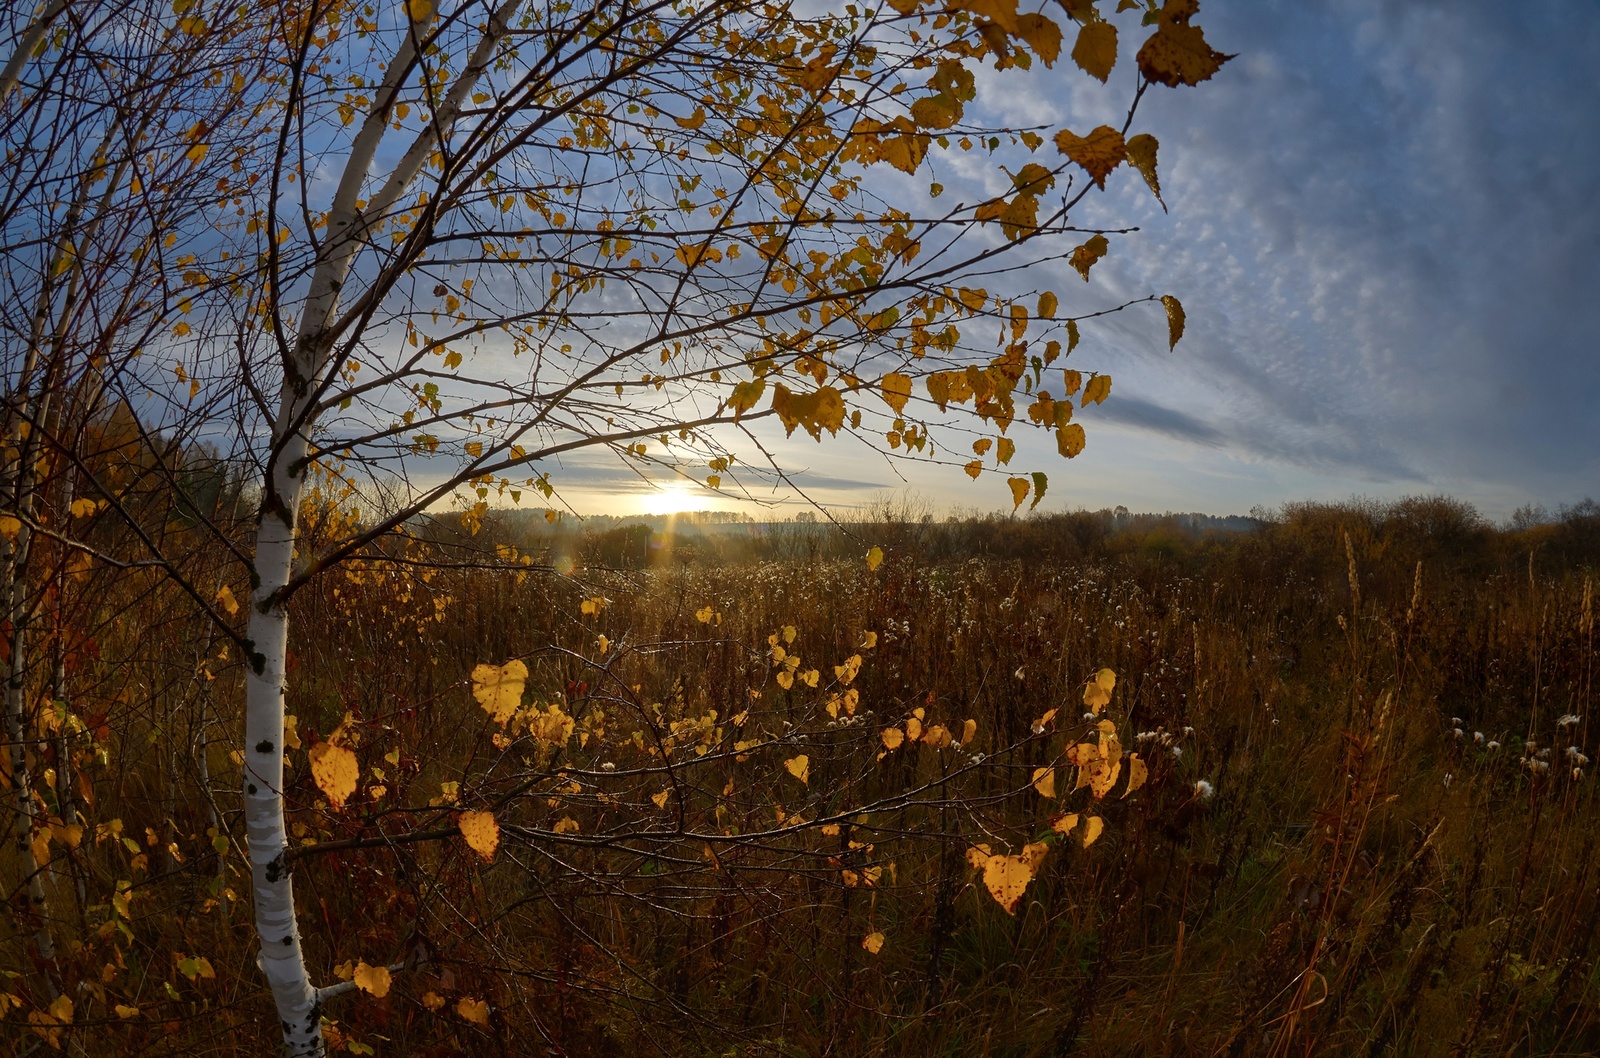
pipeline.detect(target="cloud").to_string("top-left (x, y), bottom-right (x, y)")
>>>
top-left (1015, 0), bottom-right (1598, 515)
top-left (1092, 394), bottom-right (1225, 447)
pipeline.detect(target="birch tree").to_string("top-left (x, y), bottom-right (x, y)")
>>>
top-left (7, 0), bottom-right (1228, 1050)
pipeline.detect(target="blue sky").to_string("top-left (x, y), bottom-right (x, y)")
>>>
top-left (587, 0), bottom-right (1600, 521)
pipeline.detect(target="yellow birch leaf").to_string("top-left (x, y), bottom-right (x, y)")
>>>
top-left (862, 931), bottom-right (886, 954)
top-left (1124, 753), bottom-right (1149, 796)
top-left (421, 991), bottom-right (445, 1011)
top-left (866, 546), bottom-right (885, 571)
top-left (405, 0), bottom-right (434, 23)
top-left (1070, 234), bottom-right (1109, 281)
top-left (1162, 294), bottom-right (1186, 349)
top-left (1057, 423), bottom-right (1087, 458)
top-left (674, 106), bottom-right (707, 130)
top-left (881, 727), bottom-right (905, 750)
top-left (1032, 766), bottom-right (1057, 798)
top-left (353, 962), bottom-right (391, 998)
top-left (1126, 133), bottom-right (1164, 207)
top-left (114, 1004), bottom-right (140, 1018)
top-left (1089, 758), bottom-right (1122, 799)
top-left (651, 790), bottom-right (671, 808)
top-left (456, 996), bottom-right (490, 1028)
top-left (1038, 290), bottom-right (1059, 319)
top-left (949, 0), bottom-right (1019, 34)
top-left (1052, 812), bottom-right (1080, 835)
top-left (784, 755), bottom-right (810, 784)
top-left (1137, 10), bottom-right (1233, 88)
top-left (964, 459), bottom-right (983, 479)
top-left (215, 585), bottom-right (239, 615)
top-left (1082, 374), bottom-right (1111, 406)
top-left (881, 372), bottom-right (913, 414)
top-left (1017, 12), bottom-right (1063, 65)
top-left (309, 742), bottom-right (358, 808)
top-left (471, 659), bottom-right (527, 725)
top-left (1008, 477), bottom-right (1030, 510)
top-left (552, 816), bottom-right (580, 834)
top-left (459, 810), bottom-right (499, 862)
top-left (905, 716), bottom-right (923, 742)
top-left (960, 718), bottom-right (978, 746)
top-left (965, 843), bottom-right (993, 869)
top-left (1082, 816), bottom-right (1104, 847)
top-left (695, 605), bottom-right (715, 623)
top-left (1071, 21), bottom-right (1118, 82)
top-left (0, 515), bottom-right (20, 540)
top-left (1054, 126), bottom-right (1125, 188)
top-left (185, 142), bottom-right (209, 165)
top-left (981, 853), bottom-right (1036, 914)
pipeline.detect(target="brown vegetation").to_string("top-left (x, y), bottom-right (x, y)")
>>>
top-left (3, 493), bottom-right (1598, 1055)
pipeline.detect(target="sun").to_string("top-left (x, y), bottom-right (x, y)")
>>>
top-left (639, 480), bottom-right (703, 516)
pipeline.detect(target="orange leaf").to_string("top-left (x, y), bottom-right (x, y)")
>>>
top-left (1071, 21), bottom-right (1117, 82)
top-left (352, 962), bottom-right (391, 998)
top-left (456, 996), bottom-right (490, 1028)
top-left (1070, 234), bottom-right (1109, 281)
top-left (1137, 3), bottom-right (1233, 88)
top-left (1161, 294), bottom-right (1186, 349)
top-left (459, 810), bottom-right (499, 862)
top-left (1126, 133), bottom-right (1164, 207)
top-left (1054, 126), bottom-right (1125, 188)
top-left (308, 742), bottom-right (358, 808)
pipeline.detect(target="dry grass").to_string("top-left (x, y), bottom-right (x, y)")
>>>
top-left (3, 498), bottom-right (1598, 1056)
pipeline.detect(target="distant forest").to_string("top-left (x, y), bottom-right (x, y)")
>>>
top-left (426, 495), bottom-right (1600, 573)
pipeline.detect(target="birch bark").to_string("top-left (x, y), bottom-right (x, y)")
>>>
top-left (240, 5), bottom-right (520, 1050)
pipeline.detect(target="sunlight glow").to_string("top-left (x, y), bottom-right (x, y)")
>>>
top-left (636, 480), bottom-right (706, 517)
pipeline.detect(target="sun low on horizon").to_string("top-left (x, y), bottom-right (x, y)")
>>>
top-left (611, 479), bottom-right (738, 518)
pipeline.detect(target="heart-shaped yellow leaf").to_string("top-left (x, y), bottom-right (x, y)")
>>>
top-left (471, 659), bottom-right (527, 725)
top-left (309, 741), bottom-right (358, 808)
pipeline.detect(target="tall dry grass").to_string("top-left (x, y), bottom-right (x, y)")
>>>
top-left (3, 497), bottom-right (1597, 1055)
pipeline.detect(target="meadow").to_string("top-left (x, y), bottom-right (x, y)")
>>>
top-left (4, 495), bottom-right (1598, 1056)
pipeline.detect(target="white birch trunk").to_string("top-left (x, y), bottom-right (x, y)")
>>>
top-left (243, 420), bottom-right (321, 1054)
top-left (238, 5), bottom-right (521, 1051)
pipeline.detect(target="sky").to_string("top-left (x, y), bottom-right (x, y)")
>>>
top-left (586, 0), bottom-right (1600, 522)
